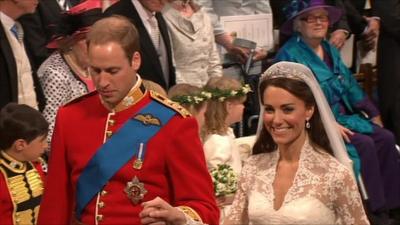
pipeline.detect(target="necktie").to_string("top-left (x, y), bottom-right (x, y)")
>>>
top-left (148, 15), bottom-right (160, 51)
top-left (10, 24), bottom-right (22, 43)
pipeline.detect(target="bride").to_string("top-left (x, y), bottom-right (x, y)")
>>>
top-left (223, 62), bottom-right (369, 225)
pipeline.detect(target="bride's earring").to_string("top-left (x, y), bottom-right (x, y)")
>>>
top-left (305, 119), bottom-right (311, 129)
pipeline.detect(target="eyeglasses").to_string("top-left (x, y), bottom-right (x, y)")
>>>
top-left (300, 15), bottom-right (329, 23)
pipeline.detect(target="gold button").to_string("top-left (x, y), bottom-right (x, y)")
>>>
top-left (96, 215), bottom-right (103, 222)
top-left (98, 201), bottom-right (105, 208)
top-left (106, 131), bottom-right (112, 138)
top-left (108, 119), bottom-right (115, 126)
top-left (101, 190), bottom-right (108, 196)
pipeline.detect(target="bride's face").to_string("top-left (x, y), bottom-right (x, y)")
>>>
top-left (262, 86), bottom-right (314, 147)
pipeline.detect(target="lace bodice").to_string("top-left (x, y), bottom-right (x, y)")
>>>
top-left (224, 139), bottom-right (369, 225)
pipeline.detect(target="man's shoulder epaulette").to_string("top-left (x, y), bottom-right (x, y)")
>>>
top-left (149, 90), bottom-right (191, 118)
top-left (64, 91), bottom-right (97, 106)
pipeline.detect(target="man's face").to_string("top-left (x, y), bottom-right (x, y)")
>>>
top-left (88, 42), bottom-right (141, 108)
top-left (14, 0), bottom-right (39, 14)
top-left (138, 0), bottom-right (167, 12)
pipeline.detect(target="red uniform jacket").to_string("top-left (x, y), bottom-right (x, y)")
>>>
top-left (0, 156), bottom-right (46, 225)
top-left (37, 84), bottom-right (219, 224)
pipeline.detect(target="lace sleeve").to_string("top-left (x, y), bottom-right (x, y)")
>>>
top-left (332, 167), bottom-right (370, 225)
top-left (222, 160), bottom-right (252, 225)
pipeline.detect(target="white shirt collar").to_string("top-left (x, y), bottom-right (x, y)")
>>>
top-left (132, 0), bottom-right (155, 21)
top-left (0, 11), bottom-right (17, 31)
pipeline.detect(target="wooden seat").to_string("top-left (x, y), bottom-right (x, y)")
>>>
top-left (354, 63), bottom-right (377, 99)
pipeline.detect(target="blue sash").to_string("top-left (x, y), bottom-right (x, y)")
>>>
top-left (75, 100), bottom-right (176, 219)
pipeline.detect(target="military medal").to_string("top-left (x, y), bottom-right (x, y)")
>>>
top-left (125, 176), bottom-right (147, 204)
top-left (133, 143), bottom-right (144, 170)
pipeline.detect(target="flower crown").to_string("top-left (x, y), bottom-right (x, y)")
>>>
top-left (171, 91), bottom-right (212, 105)
top-left (208, 84), bottom-right (252, 102)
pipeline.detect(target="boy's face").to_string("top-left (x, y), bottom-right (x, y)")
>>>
top-left (20, 135), bottom-right (48, 161)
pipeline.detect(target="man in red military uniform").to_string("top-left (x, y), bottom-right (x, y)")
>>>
top-left (37, 15), bottom-right (219, 225)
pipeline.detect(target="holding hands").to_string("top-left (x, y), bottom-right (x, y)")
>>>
top-left (140, 197), bottom-right (186, 225)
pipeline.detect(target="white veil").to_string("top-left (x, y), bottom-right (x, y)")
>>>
top-left (256, 62), bottom-right (354, 177)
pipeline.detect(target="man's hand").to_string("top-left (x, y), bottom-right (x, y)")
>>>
top-left (329, 30), bottom-right (348, 49)
top-left (226, 45), bottom-right (250, 64)
top-left (252, 48), bottom-right (268, 61)
top-left (140, 197), bottom-right (187, 225)
top-left (361, 17), bottom-right (380, 51)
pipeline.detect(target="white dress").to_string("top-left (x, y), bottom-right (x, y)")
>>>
top-left (203, 128), bottom-right (242, 222)
top-left (203, 128), bottom-right (242, 175)
top-left (224, 138), bottom-right (370, 225)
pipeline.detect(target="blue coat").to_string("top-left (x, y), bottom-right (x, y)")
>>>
top-left (275, 34), bottom-right (379, 134)
top-left (274, 34), bottom-right (384, 176)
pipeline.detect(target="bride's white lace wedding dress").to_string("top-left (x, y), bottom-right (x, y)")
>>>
top-left (224, 139), bottom-right (370, 225)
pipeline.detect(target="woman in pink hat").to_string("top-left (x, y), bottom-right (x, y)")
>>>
top-left (275, 0), bottom-right (400, 224)
top-left (37, 0), bottom-right (103, 147)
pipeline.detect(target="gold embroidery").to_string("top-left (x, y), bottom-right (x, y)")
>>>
top-left (150, 90), bottom-right (191, 118)
top-left (0, 152), bottom-right (26, 173)
top-left (26, 169), bottom-right (44, 198)
top-left (33, 206), bottom-right (40, 225)
top-left (8, 175), bottom-right (30, 204)
top-left (15, 209), bottom-right (33, 225)
top-left (113, 78), bottom-right (147, 112)
top-left (134, 114), bottom-right (161, 126)
top-left (177, 206), bottom-right (202, 222)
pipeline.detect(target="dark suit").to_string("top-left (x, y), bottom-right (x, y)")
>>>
top-left (19, 0), bottom-right (80, 69)
top-left (342, 0), bottom-right (371, 36)
top-left (0, 24), bottom-right (45, 110)
top-left (105, 0), bottom-right (176, 90)
top-left (375, 0), bottom-right (400, 144)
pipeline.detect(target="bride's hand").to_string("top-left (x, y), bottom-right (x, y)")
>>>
top-left (337, 123), bottom-right (354, 143)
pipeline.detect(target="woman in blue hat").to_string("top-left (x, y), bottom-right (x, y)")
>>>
top-left (275, 0), bottom-right (400, 223)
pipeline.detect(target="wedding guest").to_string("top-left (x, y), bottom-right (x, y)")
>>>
top-left (275, 0), bottom-right (400, 222)
top-left (37, 0), bottom-right (102, 145)
top-left (0, 103), bottom-right (48, 225)
top-left (162, 0), bottom-right (222, 87)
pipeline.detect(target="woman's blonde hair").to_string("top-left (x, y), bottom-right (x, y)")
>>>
top-left (203, 76), bottom-right (247, 136)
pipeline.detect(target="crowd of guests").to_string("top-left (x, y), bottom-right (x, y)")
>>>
top-left (0, 0), bottom-right (399, 224)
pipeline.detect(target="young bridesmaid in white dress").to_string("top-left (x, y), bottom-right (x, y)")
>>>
top-left (202, 76), bottom-right (251, 221)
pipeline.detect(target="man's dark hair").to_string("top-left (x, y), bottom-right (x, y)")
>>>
top-left (0, 103), bottom-right (49, 150)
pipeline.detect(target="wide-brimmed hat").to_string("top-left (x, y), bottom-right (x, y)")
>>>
top-left (280, 0), bottom-right (342, 35)
top-left (46, 0), bottom-right (103, 49)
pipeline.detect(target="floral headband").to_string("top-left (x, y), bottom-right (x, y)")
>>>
top-left (171, 91), bottom-right (212, 105)
top-left (208, 84), bottom-right (252, 102)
